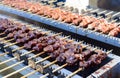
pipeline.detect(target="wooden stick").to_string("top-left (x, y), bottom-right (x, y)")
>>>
top-left (106, 50), bottom-right (113, 54)
top-left (21, 50), bottom-right (35, 56)
top-left (4, 42), bottom-right (18, 48)
top-left (66, 68), bottom-right (83, 78)
top-left (0, 52), bottom-right (9, 56)
top-left (40, 73), bottom-right (49, 78)
top-left (52, 63), bottom-right (67, 73)
top-left (12, 46), bottom-right (25, 52)
top-left (2, 65), bottom-right (30, 78)
top-left (0, 57), bottom-right (17, 65)
top-left (36, 56), bottom-right (51, 64)
top-left (52, 32), bottom-right (62, 36)
top-left (43, 60), bottom-right (57, 68)
top-left (2, 38), bottom-right (14, 43)
top-left (0, 32), bottom-right (5, 36)
top-left (0, 36), bottom-right (8, 41)
top-left (21, 68), bottom-right (40, 78)
top-left (41, 62), bottom-right (67, 78)
top-left (0, 60), bottom-right (24, 73)
top-left (28, 51), bottom-right (45, 60)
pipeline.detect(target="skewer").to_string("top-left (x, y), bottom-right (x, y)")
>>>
top-left (106, 50), bottom-right (113, 54)
top-left (22, 60), bottom-right (58, 78)
top-left (12, 46), bottom-right (25, 52)
top-left (60, 36), bottom-right (70, 40)
top-left (0, 46), bottom-right (25, 57)
top-left (40, 63), bottom-right (68, 78)
top-left (24, 42), bottom-right (90, 78)
top-left (2, 31), bottom-right (60, 48)
top-left (111, 19), bottom-right (117, 23)
top-left (0, 50), bottom-right (47, 74)
top-left (43, 60), bottom-right (57, 68)
top-left (0, 57), bottom-right (17, 65)
top-left (89, 9), bottom-right (99, 13)
top-left (97, 10), bottom-right (107, 15)
top-left (35, 56), bottom-right (51, 64)
top-left (21, 68), bottom-right (41, 78)
top-left (105, 11), bottom-right (113, 16)
top-left (3, 55), bottom-right (51, 78)
top-left (28, 51), bottom-right (45, 60)
top-left (2, 38), bottom-right (14, 43)
top-left (0, 32), bottom-right (5, 36)
top-left (36, 48), bottom-right (112, 78)
top-left (0, 49), bottom-right (35, 65)
top-left (4, 42), bottom-right (19, 48)
top-left (0, 60), bottom-right (24, 73)
top-left (21, 50), bottom-right (35, 56)
top-left (2, 65), bottom-right (30, 78)
top-left (112, 12), bottom-right (120, 17)
top-left (0, 52), bottom-right (9, 56)
top-left (52, 32), bottom-right (62, 36)
top-left (0, 36), bottom-right (8, 41)
top-left (66, 68), bottom-right (83, 78)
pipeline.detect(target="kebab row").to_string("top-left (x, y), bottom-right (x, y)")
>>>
top-left (0, 18), bottom-right (110, 70)
top-left (2, 0), bottom-right (120, 37)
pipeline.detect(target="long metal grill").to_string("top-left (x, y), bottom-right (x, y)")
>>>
top-left (0, 0), bottom-right (120, 47)
top-left (0, 16), bottom-right (119, 78)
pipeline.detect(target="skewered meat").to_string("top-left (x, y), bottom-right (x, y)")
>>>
top-left (0, 18), bottom-right (109, 68)
top-left (108, 26), bottom-right (120, 36)
top-left (3, 0), bottom-right (120, 36)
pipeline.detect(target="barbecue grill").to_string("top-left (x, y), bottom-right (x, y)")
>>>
top-left (0, 0), bottom-right (120, 78)
top-left (0, 2), bottom-right (120, 47)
